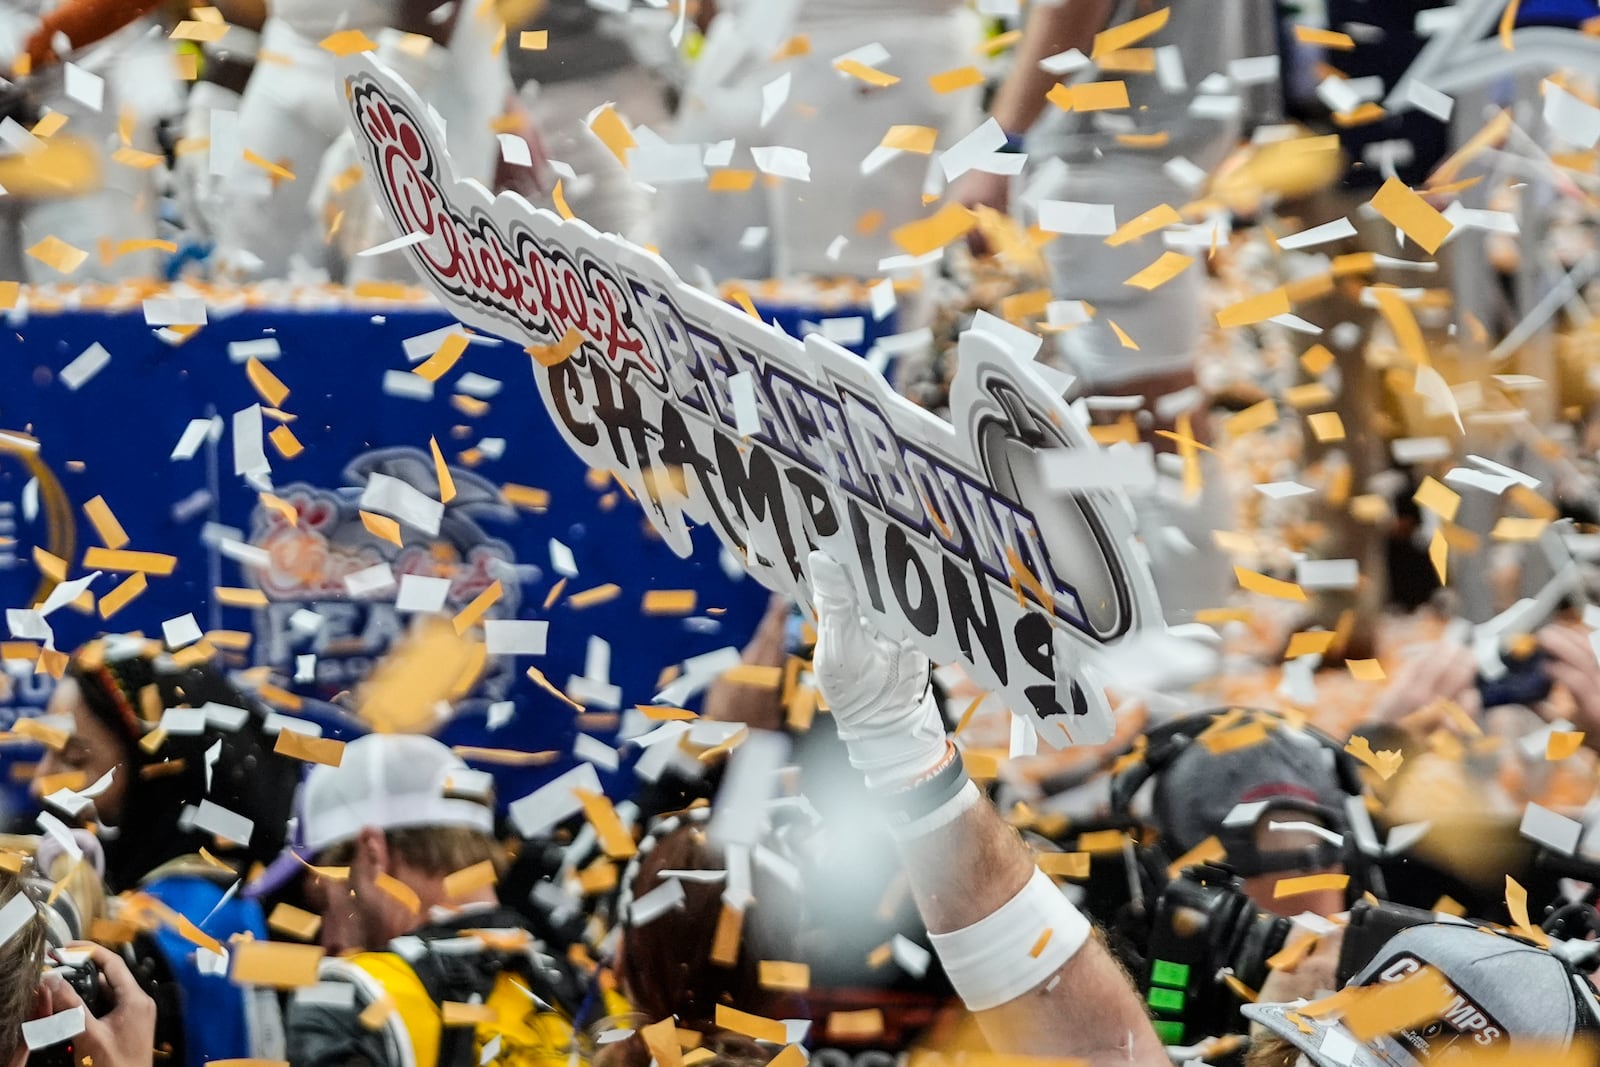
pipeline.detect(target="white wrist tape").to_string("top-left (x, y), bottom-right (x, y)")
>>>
top-left (928, 867), bottom-right (1092, 1012)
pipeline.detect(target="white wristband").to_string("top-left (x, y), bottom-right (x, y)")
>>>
top-left (928, 867), bottom-right (1092, 1012)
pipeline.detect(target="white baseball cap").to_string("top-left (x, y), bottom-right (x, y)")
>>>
top-left (301, 734), bottom-right (495, 853)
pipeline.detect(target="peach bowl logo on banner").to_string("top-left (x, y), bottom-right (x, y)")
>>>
top-left (338, 55), bottom-right (1166, 745)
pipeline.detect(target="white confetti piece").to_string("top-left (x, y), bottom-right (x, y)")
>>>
top-left (455, 373), bottom-right (501, 398)
top-left (172, 418), bottom-right (214, 461)
top-left (573, 732), bottom-right (619, 770)
top-left (1276, 217), bottom-right (1358, 250)
top-left (23, 1007), bottom-right (84, 1051)
top-left (63, 63), bottom-right (103, 111)
top-left (361, 473), bottom-right (444, 535)
top-left (142, 297), bottom-right (207, 326)
top-left (1254, 481), bottom-right (1316, 499)
top-left (1401, 80), bottom-right (1454, 122)
top-left (193, 799), bottom-right (253, 845)
top-left (1391, 435), bottom-right (1453, 464)
top-left (38, 570), bottom-right (100, 618)
top-left (1037, 200), bottom-right (1117, 235)
top-left (760, 72), bottom-right (791, 127)
top-left (891, 934), bottom-right (930, 978)
top-left (163, 614), bottom-right (203, 649)
top-left (0, 892), bottom-right (37, 949)
top-left (970, 310), bottom-right (1042, 360)
top-left (358, 231), bottom-right (431, 257)
top-left (1229, 55), bottom-right (1279, 85)
top-left (344, 562), bottom-right (397, 597)
top-left (487, 700), bottom-right (514, 730)
top-left (1036, 444), bottom-right (1155, 492)
top-left (232, 404), bottom-right (270, 481)
top-left (549, 539), bottom-right (578, 578)
top-left (1039, 48), bottom-right (1090, 76)
top-left (227, 338), bottom-right (280, 363)
top-left (729, 372), bottom-right (760, 436)
top-left (1295, 558), bottom-right (1360, 590)
top-left (750, 145), bottom-right (809, 181)
top-left (631, 143), bottom-right (707, 184)
top-left (1544, 82), bottom-right (1600, 149)
top-left (383, 369), bottom-right (435, 400)
top-left (508, 762), bottom-right (603, 838)
top-left (0, 117), bottom-right (44, 155)
top-left (940, 117), bottom-right (1005, 182)
top-left (59, 343), bottom-right (110, 391)
top-left (395, 574), bottom-right (452, 614)
top-left (1520, 802), bottom-right (1582, 856)
top-left (497, 132), bottom-right (532, 168)
top-left (484, 620), bottom-right (549, 655)
top-left (628, 877), bottom-right (685, 925)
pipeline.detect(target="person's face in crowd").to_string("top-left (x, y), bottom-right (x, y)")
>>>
top-left (308, 828), bottom-right (423, 953)
top-left (32, 678), bottom-right (130, 826)
top-left (1238, 820), bottom-right (1345, 918)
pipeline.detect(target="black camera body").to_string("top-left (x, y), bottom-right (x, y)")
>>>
top-left (1140, 863), bottom-right (1291, 1047)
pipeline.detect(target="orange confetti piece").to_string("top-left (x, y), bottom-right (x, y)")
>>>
top-left (588, 105), bottom-right (636, 166)
top-left (833, 58), bottom-right (899, 87)
top-left (429, 436), bottom-right (456, 505)
top-left (519, 30), bottom-right (547, 49)
top-left (1307, 411), bottom-right (1346, 442)
top-left (83, 495), bottom-right (128, 550)
top-left (1347, 658), bottom-right (1385, 681)
top-left (708, 169), bottom-right (756, 192)
top-left (502, 483), bottom-right (549, 511)
top-left (1284, 630), bottom-right (1335, 659)
top-left (881, 125), bottom-right (938, 154)
top-left (1217, 288), bottom-right (1291, 328)
top-left (552, 179), bottom-right (574, 218)
top-left (443, 860), bottom-right (497, 900)
top-left (267, 903), bottom-right (322, 941)
top-left (242, 150), bottom-right (294, 181)
top-left (1547, 731), bottom-right (1586, 760)
top-left (567, 583), bottom-right (620, 609)
top-left (1272, 873), bottom-right (1349, 899)
top-left (1105, 203), bottom-right (1182, 246)
top-left (268, 425), bottom-right (303, 459)
top-left (642, 590), bottom-right (696, 615)
top-left (890, 202), bottom-right (975, 256)
top-left (1235, 567), bottom-right (1306, 602)
top-left (82, 547), bottom-right (176, 575)
top-left (1224, 398), bottom-right (1277, 437)
top-left (1124, 251), bottom-right (1194, 290)
top-left (529, 327), bottom-right (583, 368)
top-left (1370, 176), bottom-right (1453, 254)
top-left (757, 961), bottom-right (810, 992)
top-left (1037, 852), bottom-right (1092, 879)
top-left (230, 940), bottom-right (324, 988)
top-left (26, 236), bottom-right (88, 275)
top-left (319, 29), bottom-right (377, 55)
top-left (1344, 735), bottom-right (1404, 780)
top-left (574, 787), bottom-right (635, 858)
top-left (1294, 25), bottom-right (1356, 49)
top-left (360, 511), bottom-right (403, 546)
top-left (451, 579), bottom-right (502, 635)
top-left (1500, 0), bottom-right (1521, 49)
top-left (1414, 476), bottom-right (1461, 523)
top-left (1107, 319), bottom-right (1140, 350)
top-left (169, 19), bottom-right (229, 41)
top-left (415, 333), bottom-right (468, 382)
top-left (714, 1006), bottom-right (786, 1045)
top-left (215, 586), bottom-right (268, 607)
top-left (246, 357), bottom-right (289, 407)
top-left (98, 572), bottom-right (147, 619)
top-left (929, 65), bottom-right (983, 93)
top-left (1092, 6), bottom-right (1170, 56)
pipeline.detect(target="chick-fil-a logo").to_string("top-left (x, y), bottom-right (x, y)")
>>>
top-left (352, 80), bottom-right (656, 385)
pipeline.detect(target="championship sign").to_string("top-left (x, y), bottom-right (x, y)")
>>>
top-left (338, 55), bottom-right (1164, 744)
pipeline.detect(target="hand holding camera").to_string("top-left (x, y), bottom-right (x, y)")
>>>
top-left (34, 945), bottom-right (154, 1067)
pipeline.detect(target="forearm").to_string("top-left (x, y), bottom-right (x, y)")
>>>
top-left (896, 799), bottom-right (1168, 1064)
top-left (988, 0), bottom-right (1114, 135)
top-left (25, 0), bottom-right (166, 66)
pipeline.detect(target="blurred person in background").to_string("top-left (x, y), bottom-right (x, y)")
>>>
top-left (32, 636), bottom-right (300, 1067)
top-left (652, 0), bottom-right (982, 328)
top-left (208, 0), bottom-right (534, 280)
top-left (0, 0), bottom-right (180, 282)
top-left (288, 733), bottom-right (582, 1067)
top-left (957, 0), bottom-right (1257, 435)
top-left (594, 807), bottom-right (805, 1067)
top-left (504, 0), bottom-right (670, 244)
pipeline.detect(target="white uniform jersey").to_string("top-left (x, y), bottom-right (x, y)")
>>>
top-left (267, 0), bottom-right (400, 41)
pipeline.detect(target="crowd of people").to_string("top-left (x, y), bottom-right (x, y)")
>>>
top-left (8, 0), bottom-right (1600, 1065)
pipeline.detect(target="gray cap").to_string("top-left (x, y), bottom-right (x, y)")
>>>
top-left (1243, 923), bottom-right (1594, 1067)
top-left (1151, 716), bottom-right (1349, 860)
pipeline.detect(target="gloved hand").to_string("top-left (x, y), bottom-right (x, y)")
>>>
top-left (173, 80), bottom-right (240, 243)
top-left (809, 550), bottom-right (948, 790)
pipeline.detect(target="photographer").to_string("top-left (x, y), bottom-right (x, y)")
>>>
top-left (0, 869), bottom-right (156, 1067)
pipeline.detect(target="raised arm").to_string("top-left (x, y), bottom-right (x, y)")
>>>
top-left (807, 551), bottom-right (1168, 1065)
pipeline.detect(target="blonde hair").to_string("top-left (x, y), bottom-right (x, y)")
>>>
top-left (0, 872), bottom-right (47, 1067)
top-left (321, 826), bottom-right (503, 879)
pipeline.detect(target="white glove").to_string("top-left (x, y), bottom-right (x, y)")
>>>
top-left (809, 550), bottom-right (948, 790)
top-left (174, 80), bottom-right (241, 242)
